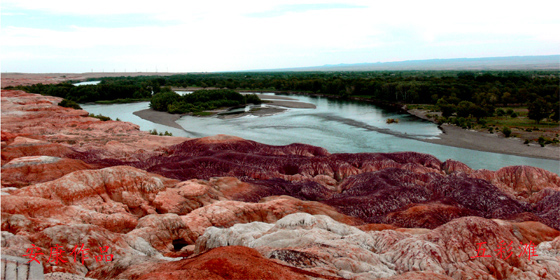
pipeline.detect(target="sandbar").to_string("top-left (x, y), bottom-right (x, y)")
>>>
top-left (133, 109), bottom-right (184, 130)
top-left (407, 109), bottom-right (560, 161)
top-left (421, 124), bottom-right (559, 161)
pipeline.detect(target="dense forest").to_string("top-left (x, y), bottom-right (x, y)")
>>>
top-left (6, 70), bottom-right (559, 123)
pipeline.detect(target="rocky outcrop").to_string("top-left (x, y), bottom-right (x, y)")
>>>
top-left (1, 90), bottom-right (189, 164)
top-left (471, 165), bottom-right (560, 202)
top-left (441, 159), bottom-right (473, 174)
top-left (196, 213), bottom-right (560, 279)
top-left (1, 156), bottom-right (92, 188)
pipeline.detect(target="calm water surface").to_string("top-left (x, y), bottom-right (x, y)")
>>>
top-left (81, 93), bottom-right (560, 174)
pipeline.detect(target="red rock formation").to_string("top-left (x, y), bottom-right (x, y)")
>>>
top-left (384, 202), bottom-right (479, 229)
top-left (13, 166), bottom-right (177, 214)
top-left (1, 137), bottom-right (78, 166)
top-left (103, 246), bottom-right (345, 280)
top-left (1, 156), bottom-right (92, 188)
top-left (441, 159), bottom-right (474, 174)
top-left (356, 223), bottom-right (398, 232)
top-left (471, 165), bottom-right (560, 202)
top-left (384, 272), bottom-right (455, 280)
top-left (3, 89), bottom-right (560, 279)
top-left (1, 90), bottom-right (189, 163)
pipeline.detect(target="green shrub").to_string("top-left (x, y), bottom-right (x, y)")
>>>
top-left (510, 112), bottom-right (518, 118)
top-left (496, 108), bottom-right (505, 116)
top-left (245, 93), bottom-right (262, 104)
top-left (502, 127), bottom-right (512, 138)
top-left (88, 113), bottom-right (111, 121)
top-left (58, 99), bottom-right (82, 110)
top-left (538, 136), bottom-right (546, 147)
top-left (149, 129), bottom-right (172, 136)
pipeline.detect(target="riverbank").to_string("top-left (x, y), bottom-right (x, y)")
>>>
top-left (408, 108), bottom-right (560, 161)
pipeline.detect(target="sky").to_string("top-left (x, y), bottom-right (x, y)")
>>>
top-left (1, 0), bottom-right (559, 73)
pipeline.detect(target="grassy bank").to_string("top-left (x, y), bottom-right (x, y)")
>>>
top-left (408, 104), bottom-right (559, 146)
top-left (95, 98), bottom-right (151, 104)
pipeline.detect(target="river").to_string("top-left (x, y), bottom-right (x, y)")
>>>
top-left (80, 93), bottom-right (560, 174)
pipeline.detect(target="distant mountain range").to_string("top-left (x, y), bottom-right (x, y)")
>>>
top-left (263, 55), bottom-right (559, 71)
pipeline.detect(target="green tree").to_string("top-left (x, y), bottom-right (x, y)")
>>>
top-left (150, 91), bottom-right (180, 111)
top-left (501, 92), bottom-right (512, 107)
top-left (528, 98), bottom-right (551, 124)
top-left (436, 98), bottom-right (456, 118)
top-left (496, 108), bottom-right (506, 116)
top-left (550, 102), bottom-right (560, 122)
top-left (456, 101), bottom-right (475, 118)
top-left (455, 101), bottom-right (487, 121)
top-left (58, 99), bottom-right (82, 110)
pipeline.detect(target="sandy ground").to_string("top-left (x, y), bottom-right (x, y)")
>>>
top-left (254, 94), bottom-right (297, 100)
top-left (423, 124), bottom-right (559, 160)
top-left (133, 109), bottom-right (184, 130)
top-left (255, 94), bottom-right (316, 108)
top-left (263, 100), bottom-right (316, 108)
top-left (408, 109), bottom-right (560, 161)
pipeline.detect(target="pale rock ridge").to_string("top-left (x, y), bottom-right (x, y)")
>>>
top-left (196, 213), bottom-right (560, 280)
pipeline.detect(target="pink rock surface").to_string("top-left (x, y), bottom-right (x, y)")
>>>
top-left (471, 165), bottom-right (560, 202)
top-left (1, 90), bottom-right (189, 163)
top-left (441, 159), bottom-right (474, 174)
top-left (1, 156), bottom-right (92, 188)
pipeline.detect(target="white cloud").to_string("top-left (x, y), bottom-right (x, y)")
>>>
top-left (2, 0), bottom-right (559, 72)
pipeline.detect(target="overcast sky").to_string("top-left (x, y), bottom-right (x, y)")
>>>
top-left (2, 0), bottom-right (559, 73)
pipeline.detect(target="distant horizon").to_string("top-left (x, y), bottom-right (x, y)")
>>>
top-left (2, 1), bottom-right (559, 73)
top-left (2, 54), bottom-right (558, 74)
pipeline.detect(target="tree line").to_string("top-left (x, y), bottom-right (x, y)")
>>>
top-left (6, 70), bottom-right (558, 122)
